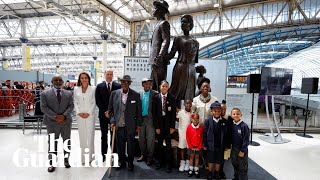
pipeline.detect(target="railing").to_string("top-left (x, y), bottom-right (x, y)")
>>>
top-left (0, 89), bottom-right (41, 117)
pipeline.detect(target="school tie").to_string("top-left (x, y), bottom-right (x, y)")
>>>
top-left (57, 89), bottom-right (61, 104)
top-left (162, 95), bottom-right (166, 112)
top-left (107, 82), bottom-right (111, 95)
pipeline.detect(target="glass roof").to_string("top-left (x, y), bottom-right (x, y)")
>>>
top-left (266, 42), bottom-right (320, 89)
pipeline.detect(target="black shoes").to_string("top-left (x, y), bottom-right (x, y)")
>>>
top-left (214, 171), bottom-right (221, 180)
top-left (128, 162), bottom-right (134, 171)
top-left (64, 161), bottom-right (71, 168)
top-left (188, 170), bottom-right (193, 177)
top-left (207, 172), bottom-right (213, 180)
top-left (137, 156), bottom-right (145, 162)
top-left (219, 171), bottom-right (226, 179)
top-left (116, 162), bottom-right (126, 171)
top-left (146, 158), bottom-right (153, 166)
top-left (47, 166), bottom-right (55, 173)
top-left (166, 166), bottom-right (172, 173)
top-left (155, 162), bottom-right (161, 170)
top-left (195, 170), bottom-right (200, 178)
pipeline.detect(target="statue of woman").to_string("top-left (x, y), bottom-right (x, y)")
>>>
top-left (165, 14), bottom-right (199, 106)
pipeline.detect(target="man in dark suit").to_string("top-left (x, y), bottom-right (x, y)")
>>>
top-left (107, 75), bottom-right (142, 171)
top-left (137, 78), bottom-right (158, 166)
top-left (95, 69), bottom-right (121, 161)
top-left (40, 75), bottom-right (74, 173)
top-left (149, 0), bottom-right (170, 91)
top-left (153, 80), bottom-right (176, 173)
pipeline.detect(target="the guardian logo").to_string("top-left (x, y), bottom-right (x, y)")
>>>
top-left (12, 130), bottom-right (118, 168)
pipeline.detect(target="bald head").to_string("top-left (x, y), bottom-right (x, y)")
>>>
top-left (51, 74), bottom-right (64, 89)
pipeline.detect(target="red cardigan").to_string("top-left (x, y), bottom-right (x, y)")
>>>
top-left (186, 124), bottom-right (204, 150)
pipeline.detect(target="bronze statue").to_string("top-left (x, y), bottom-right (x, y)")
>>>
top-left (149, 0), bottom-right (171, 91)
top-left (166, 14), bottom-right (199, 103)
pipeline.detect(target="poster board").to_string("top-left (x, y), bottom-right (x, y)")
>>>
top-left (123, 56), bottom-right (227, 101)
top-left (226, 93), bottom-right (259, 127)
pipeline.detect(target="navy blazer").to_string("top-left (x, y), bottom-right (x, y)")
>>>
top-left (152, 92), bottom-right (176, 130)
top-left (95, 81), bottom-right (121, 123)
top-left (203, 116), bottom-right (231, 151)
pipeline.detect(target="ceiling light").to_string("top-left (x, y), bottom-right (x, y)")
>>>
top-left (214, 3), bottom-right (219, 8)
top-left (145, 19), bottom-right (150, 23)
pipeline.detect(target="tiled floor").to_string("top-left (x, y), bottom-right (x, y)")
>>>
top-left (0, 128), bottom-right (320, 180)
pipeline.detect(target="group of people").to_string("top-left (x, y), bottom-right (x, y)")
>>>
top-left (40, 68), bottom-right (249, 180)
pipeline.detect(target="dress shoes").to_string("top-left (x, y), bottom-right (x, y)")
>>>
top-left (127, 162), bottom-right (134, 171)
top-left (116, 162), bottom-right (126, 171)
top-left (146, 159), bottom-right (153, 166)
top-left (47, 166), bottom-right (55, 173)
top-left (64, 161), bottom-right (71, 168)
top-left (137, 156), bottom-right (145, 162)
top-left (166, 166), bottom-right (172, 173)
top-left (155, 162), bottom-right (161, 170)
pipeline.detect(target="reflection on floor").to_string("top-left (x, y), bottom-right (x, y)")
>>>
top-left (0, 129), bottom-right (320, 180)
top-left (102, 157), bottom-right (275, 180)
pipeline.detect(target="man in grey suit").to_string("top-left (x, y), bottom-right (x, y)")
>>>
top-left (107, 75), bottom-right (142, 171)
top-left (137, 78), bottom-right (158, 166)
top-left (149, 0), bottom-right (170, 91)
top-left (40, 75), bottom-right (74, 173)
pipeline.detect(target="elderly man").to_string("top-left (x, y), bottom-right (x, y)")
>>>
top-left (40, 75), bottom-right (74, 173)
top-left (95, 69), bottom-right (121, 161)
top-left (107, 75), bottom-right (142, 171)
top-left (149, 0), bottom-right (170, 91)
top-left (137, 78), bottom-right (158, 166)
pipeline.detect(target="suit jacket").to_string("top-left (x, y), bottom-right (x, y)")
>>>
top-left (149, 20), bottom-right (170, 65)
top-left (40, 88), bottom-right (74, 125)
top-left (73, 86), bottom-right (96, 117)
top-left (203, 116), bottom-right (231, 151)
top-left (153, 92), bottom-right (176, 130)
top-left (95, 81), bottom-right (121, 123)
top-left (139, 89), bottom-right (158, 121)
top-left (108, 88), bottom-right (142, 134)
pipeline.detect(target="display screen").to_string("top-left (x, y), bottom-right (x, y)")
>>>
top-left (260, 67), bottom-right (293, 95)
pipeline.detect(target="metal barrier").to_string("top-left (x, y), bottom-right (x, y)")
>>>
top-left (0, 89), bottom-right (40, 117)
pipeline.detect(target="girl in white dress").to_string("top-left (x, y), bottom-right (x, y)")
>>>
top-left (177, 100), bottom-right (192, 172)
top-left (192, 82), bottom-right (218, 125)
top-left (74, 72), bottom-right (96, 164)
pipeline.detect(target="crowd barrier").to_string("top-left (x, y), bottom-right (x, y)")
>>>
top-left (0, 89), bottom-right (40, 117)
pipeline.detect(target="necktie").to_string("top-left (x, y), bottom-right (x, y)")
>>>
top-left (57, 89), bottom-right (61, 104)
top-left (107, 83), bottom-right (111, 95)
top-left (162, 95), bottom-right (166, 112)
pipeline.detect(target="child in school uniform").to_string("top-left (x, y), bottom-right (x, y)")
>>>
top-left (186, 113), bottom-right (203, 177)
top-left (231, 108), bottom-right (249, 180)
top-left (153, 80), bottom-right (177, 173)
top-left (203, 101), bottom-right (230, 180)
top-left (219, 100), bottom-right (232, 179)
top-left (177, 100), bottom-right (192, 172)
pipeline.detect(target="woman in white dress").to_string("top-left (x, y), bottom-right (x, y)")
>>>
top-left (74, 72), bottom-right (96, 164)
top-left (192, 82), bottom-right (218, 125)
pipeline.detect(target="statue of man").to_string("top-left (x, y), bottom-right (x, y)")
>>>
top-left (149, 0), bottom-right (170, 91)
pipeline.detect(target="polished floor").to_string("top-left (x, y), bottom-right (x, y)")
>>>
top-left (0, 128), bottom-right (320, 180)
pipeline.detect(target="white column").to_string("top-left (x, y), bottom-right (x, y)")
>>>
top-left (102, 40), bottom-right (108, 72)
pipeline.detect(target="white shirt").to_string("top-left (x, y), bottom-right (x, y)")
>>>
top-left (191, 123), bottom-right (200, 129)
top-left (234, 119), bottom-right (243, 125)
top-left (53, 87), bottom-right (62, 96)
top-left (122, 89), bottom-right (129, 104)
top-left (106, 81), bottom-right (113, 90)
top-left (161, 93), bottom-right (168, 116)
top-left (212, 117), bottom-right (221, 123)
